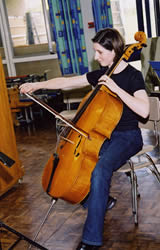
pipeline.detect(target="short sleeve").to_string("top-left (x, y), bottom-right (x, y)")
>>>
top-left (86, 67), bottom-right (108, 87)
top-left (130, 70), bottom-right (146, 94)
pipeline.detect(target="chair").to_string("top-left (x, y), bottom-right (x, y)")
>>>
top-left (8, 86), bottom-right (34, 126)
top-left (56, 95), bottom-right (160, 225)
top-left (118, 96), bottom-right (160, 225)
top-left (62, 85), bottom-right (91, 110)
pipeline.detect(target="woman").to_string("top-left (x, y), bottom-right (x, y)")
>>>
top-left (20, 28), bottom-right (149, 250)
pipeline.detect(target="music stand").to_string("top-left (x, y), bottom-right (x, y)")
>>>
top-left (0, 152), bottom-right (48, 250)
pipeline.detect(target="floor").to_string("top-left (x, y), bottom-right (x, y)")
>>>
top-left (0, 114), bottom-right (160, 250)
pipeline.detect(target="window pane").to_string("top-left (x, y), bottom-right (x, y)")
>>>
top-left (6, 0), bottom-right (49, 47)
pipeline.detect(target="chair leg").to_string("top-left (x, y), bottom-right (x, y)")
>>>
top-left (29, 106), bottom-right (34, 120)
top-left (145, 153), bottom-right (160, 183)
top-left (24, 107), bottom-right (30, 123)
top-left (129, 160), bottom-right (138, 225)
top-left (125, 171), bottom-right (140, 198)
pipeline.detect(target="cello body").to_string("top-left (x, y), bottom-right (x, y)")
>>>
top-left (42, 86), bottom-right (123, 203)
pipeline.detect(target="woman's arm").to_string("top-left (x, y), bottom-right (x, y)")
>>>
top-left (98, 76), bottom-right (150, 119)
top-left (19, 74), bottom-right (89, 94)
top-left (115, 88), bottom-right (149, 119)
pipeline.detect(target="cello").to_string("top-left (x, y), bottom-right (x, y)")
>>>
top-left (26, 31), bottom-right (147, 204)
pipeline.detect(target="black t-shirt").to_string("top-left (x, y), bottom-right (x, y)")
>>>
top-left (86, 64), bottom-right (146, 131)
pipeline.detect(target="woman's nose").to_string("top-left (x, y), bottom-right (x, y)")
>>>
top-left (94, 52), bottom-right (99, 61)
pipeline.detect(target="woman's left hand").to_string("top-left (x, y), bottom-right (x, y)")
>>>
top-left (98, 75), bottom-right (119, 94)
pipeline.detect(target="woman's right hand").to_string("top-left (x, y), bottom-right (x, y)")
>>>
top-left (19, 82), bottom-right (41, 94)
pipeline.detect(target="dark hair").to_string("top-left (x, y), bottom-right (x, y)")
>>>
top-left (92, 28), bottom-right (125, 62)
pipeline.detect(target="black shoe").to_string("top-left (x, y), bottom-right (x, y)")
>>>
top-left (76, 242), bottom-right (100, 250)
top-left (107, 195), bottom-right (117, 210)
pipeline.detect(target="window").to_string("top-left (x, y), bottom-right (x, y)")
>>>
top-left (5, 0), bottom-right (51, 47)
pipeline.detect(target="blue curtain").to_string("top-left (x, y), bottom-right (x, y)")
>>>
top-left (92, 0), bottom-right (113, 32)
top-left (48, 0), bottom-right (88, 75)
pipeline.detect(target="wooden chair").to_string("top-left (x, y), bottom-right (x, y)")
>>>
top-left (118, 96), bottom-right (160, 224)
top-left (7, 86), bottom-right (34, 126)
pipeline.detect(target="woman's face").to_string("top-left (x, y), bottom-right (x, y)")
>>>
top-left (93, 43), bottom-right (115, 67)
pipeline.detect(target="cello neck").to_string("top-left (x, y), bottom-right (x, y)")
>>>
top-left (72, 57), bottom-right (123, 124)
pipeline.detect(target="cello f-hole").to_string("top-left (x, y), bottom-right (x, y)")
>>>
top-left (74, 135), bottom-right (82, 156)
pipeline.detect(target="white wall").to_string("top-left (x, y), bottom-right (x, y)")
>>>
top-left (119, 0), bottom-right (157, 43)
top-left (80, 0), bottom-right (96, 71)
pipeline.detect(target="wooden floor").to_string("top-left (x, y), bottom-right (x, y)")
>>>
top-left (0, 116), bottom-right (160, 250)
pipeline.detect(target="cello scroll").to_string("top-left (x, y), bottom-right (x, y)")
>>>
top-left (122, 31), bottom-right (147, 61)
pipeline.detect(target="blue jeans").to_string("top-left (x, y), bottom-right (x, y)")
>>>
top-left (81, 129), bottom-right (143, 246)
